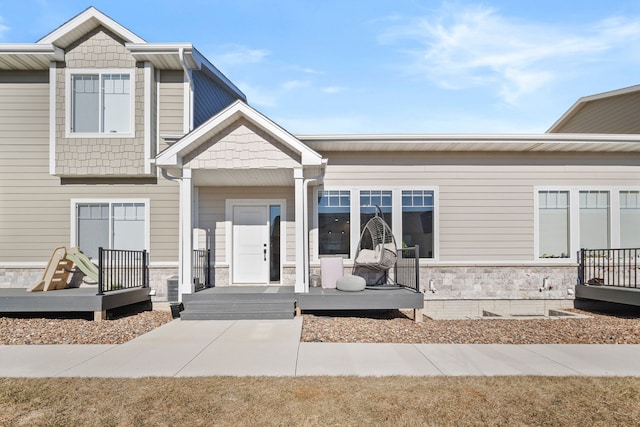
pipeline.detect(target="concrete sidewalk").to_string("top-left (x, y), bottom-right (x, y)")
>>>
top-left (1, 318), bottom-right (640, 377)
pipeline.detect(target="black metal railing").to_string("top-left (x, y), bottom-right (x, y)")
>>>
top-left (579, 248), bottom-right (639, 288)
top-left (98, 248), bottom-right (148, 295)
top-left (394, 245), bottom-right (420, 292)
top-left (192, 249), bottom-right (211, 291)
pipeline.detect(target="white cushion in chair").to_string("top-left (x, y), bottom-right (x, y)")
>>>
top-left (336, 275), bottom-right (366, 292)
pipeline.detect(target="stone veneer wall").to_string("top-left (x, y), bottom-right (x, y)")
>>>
top-left (55, 27), bottom-right (148, 176)
top-left (0, 267), bottom-right (178, 303)
top-left (420, 264), bottom-right (576, 318)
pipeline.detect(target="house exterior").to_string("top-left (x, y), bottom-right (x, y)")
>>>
top-left (1, 7), bottom-right (639, 318)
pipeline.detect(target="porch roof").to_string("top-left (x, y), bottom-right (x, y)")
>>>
top-left (155, 101), bottom-right (325, 169)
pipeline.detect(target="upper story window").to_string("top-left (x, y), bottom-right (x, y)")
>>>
top-left (67, 70), bottom-right (134, 136)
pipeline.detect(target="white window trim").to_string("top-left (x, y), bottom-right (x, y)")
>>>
top-left (65, 68), bottom-right (136, 138)
top-left (224, 199), bottom-right (287, 284)
top-left (313, 187), bottom-right (439, 263)
top-left (70, 198), bottom-right (151, 252)
top-left (534, 186), bottom-right (640, 263)
top-left (49, 62), bottom-right (57, 175)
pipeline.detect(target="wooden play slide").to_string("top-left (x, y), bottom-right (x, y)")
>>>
top-left (27, 247), bottom-right (74, 292)
top-left (27, 246), bottom-right (99, 292)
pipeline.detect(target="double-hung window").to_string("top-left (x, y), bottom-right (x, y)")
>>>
top-left (69, 71), bottom-right (133, 135)
top-left (538, 191), bottom-right (570, 258)
top-left (74, 201), bottom-right (147, 259)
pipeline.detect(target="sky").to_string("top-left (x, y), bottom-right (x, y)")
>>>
top-left (1, 0), bottom-right (640, 134)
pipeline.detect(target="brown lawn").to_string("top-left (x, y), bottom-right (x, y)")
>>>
top-left (1, 376), bottom-right (639, 426)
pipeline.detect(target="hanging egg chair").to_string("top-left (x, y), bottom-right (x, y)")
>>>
top-left (353, 208), bottom-right (397, 271)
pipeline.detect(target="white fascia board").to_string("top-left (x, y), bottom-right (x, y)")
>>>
top-left (300, 133), bottom-right (640, 152)
top-left (127, 42), bottom-right (194, 54)
top-left (37, 6), bottom-right (145, 45)
top-left (0, 43), bottom-right (64, 57)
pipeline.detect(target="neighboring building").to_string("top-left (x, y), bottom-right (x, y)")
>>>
top-left (1, 7), bottom-right (639, 317)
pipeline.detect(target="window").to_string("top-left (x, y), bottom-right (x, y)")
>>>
top-left (402, 190), bottom-right (434, 258)
top-left (538, 191), bottom-right (570, 258)
top-left (318, 190), bottom-right (350, 257)
top-left (269, 205), bottom-right (281, 282)
top-left (70, 71), bottom-right (132, 135)
top-left (75, 201), bottom-right (146, 259)
top-left (621, 191), bottom-right (640, 248)
top-left (579, 191), bottom-right (609, 249)
top-left (360, 190), bottom-right (392, 230)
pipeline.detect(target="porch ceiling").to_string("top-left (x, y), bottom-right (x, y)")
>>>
top-left (192, 168), bottom-right (295, 186)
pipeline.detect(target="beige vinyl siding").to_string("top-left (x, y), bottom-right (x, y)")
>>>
top-left (197, 187), bottom-right (295, 265)
top-left (0, 72), bottom-right (179, 263)
top-left (553, 91), bottom-right (640, 134)
top-left (55, 28), bottom-right (148, 176)
top-left (158, 70), bottom-right (184, 151)
top-left (320, 151), bottom-right (640, 261)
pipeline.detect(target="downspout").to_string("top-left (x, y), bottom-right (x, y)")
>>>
top-left (178, 47), bottom-right (194, 132)
top-left (302, 159), bottom-right (328, 292)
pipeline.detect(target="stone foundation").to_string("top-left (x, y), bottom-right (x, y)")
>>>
top-left (421, 264), bottom-right (577, 318)
top-left (0, 266), bottom-right (178, 302)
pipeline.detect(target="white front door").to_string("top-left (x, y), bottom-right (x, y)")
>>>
top-left (233, 205), bottom-right (269, 284)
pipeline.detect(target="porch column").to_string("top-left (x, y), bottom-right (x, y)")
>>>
top-left (294, 168), bottom-right (306, 293)
top-left (179, 168), bottom-right (194, 299)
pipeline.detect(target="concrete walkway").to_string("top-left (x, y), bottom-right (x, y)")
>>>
top-left (1, 318), bottom-right (640, 377)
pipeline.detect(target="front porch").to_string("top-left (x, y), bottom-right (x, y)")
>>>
top-left (0, 287), bottom-right (151, 321)
top-left (180, 285), bottom-right (424, 321)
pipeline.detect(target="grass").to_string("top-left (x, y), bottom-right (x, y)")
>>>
top-left (1, 377), bottom-right (640, 426)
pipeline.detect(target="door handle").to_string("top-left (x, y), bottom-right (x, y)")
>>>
top-left (264, 244), bottom-right (267, 261)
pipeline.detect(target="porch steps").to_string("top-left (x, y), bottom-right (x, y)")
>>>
top-left (180, 292), bottom-right (296, 320)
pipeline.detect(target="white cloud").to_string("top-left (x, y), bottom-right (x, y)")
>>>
top-left (302, 67), bottom-right (323, 75)
top-left (0, 17), bottom-right (9, 41)
top-left (380, 5), bottom-right (640, 104)
top-left (213, 45), bottom-right (270, 67)
top-left (281, 80), bottom-right (310, 91)
top-left (322, 86), bottom-right (346, 94)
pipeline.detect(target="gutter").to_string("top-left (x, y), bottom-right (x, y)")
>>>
top-left (302, 159), bottom-right (328, 291)
top-left (179, 47), bottom-right (194, 132)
